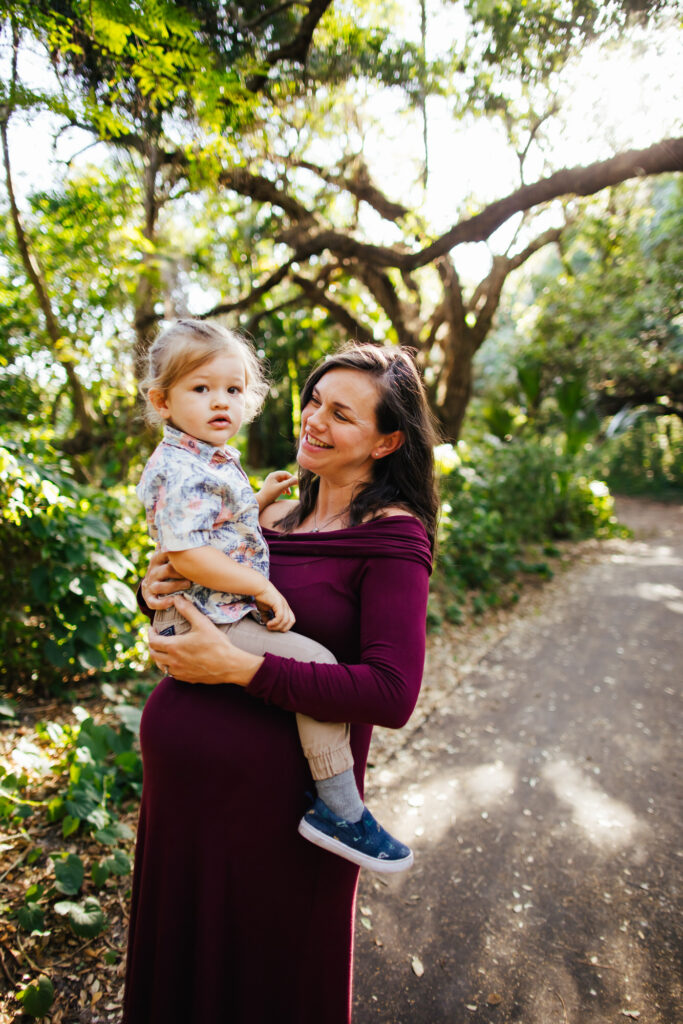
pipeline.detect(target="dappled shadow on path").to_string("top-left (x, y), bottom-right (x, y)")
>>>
top-left (353, 513), bottom-right (682, 1024)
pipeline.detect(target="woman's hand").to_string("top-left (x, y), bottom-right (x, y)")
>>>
top-left (148, 595), bottom-right (264, 686)
top-left (141, 548), bottom-right (191, 610)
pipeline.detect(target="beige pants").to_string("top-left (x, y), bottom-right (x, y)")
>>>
top-left (154, 606), bottom-right (352, 781)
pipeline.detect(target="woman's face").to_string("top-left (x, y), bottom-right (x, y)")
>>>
top-left (298, 368), bottom-right (401, 486)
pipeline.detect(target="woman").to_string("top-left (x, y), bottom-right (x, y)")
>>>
top-left (123, 343), bottom-right (439, 1024)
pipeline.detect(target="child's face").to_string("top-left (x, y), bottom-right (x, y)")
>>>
top-left (150, 351), bottom-right (247, 446)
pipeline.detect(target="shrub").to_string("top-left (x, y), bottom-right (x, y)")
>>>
top-left (0, 441), bottom-right (150, 693)
top-left (431, 438), bottom-right (622, 623)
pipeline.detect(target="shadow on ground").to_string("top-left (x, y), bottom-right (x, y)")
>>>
top-left (353, 499), bottom-right (682, 1024)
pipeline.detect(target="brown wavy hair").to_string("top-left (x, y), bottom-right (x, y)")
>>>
top-left (276, 343), bottom-right (440, 551)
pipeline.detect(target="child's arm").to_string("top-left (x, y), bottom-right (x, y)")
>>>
top-left (169, 547), bottom-right (295, 632)
top-left (255, 471), bottom-right (298, 513)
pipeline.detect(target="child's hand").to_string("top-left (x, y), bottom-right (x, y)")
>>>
top-left (253, 580), bottom-right (296, 632)
top-left (256, 470), bottom-right (298, 511)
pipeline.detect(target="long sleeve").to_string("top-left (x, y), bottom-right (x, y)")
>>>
top-left (246, 551), bottom-right (430, 729)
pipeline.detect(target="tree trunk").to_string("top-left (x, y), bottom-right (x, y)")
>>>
top-left (133, 146), bottom-right (163, 378)
top-left (434, 321), bottom-right (477, 441)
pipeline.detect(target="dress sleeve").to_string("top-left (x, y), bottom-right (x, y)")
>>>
top-left (245, 554), bottom-right (430, 729)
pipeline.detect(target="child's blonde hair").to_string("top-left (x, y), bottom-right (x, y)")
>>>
top-left (141, 318), bottom-right (270, 427)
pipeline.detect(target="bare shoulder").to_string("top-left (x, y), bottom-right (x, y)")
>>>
top-left (260, 498), bottom-right (299, 530)
top-left (373, 506), bottom-right (418, 520)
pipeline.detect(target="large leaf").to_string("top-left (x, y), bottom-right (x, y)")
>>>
top-left (17, 901), bottom-right (46, 933)
top-left (53, 853), bottom-right (84, 895)
top-left (17, 975), bottom-right (54, 1017)
top-left (53, 896), bottom-right (107, 938)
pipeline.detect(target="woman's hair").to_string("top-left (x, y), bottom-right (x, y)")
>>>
top-left (140, 318), bottom-right (269, 426)
top-left (277, 343), bottom-right (441, 551)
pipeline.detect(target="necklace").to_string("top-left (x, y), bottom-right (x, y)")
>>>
top-left (311, 508), bottom-right (345, 533)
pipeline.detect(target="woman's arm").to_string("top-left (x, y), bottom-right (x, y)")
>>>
top-left (147, 553), bottom-right (430, 730)
top-left (246, 554), bottom-right (430, 729)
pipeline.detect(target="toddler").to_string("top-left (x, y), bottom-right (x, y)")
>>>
top-left (137, 319), bottom-right (413, 873)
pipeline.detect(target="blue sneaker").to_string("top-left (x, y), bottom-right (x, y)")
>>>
top-left (298, 798), bottom-right (414, 873)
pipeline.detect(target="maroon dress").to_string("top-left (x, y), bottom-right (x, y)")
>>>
top-left (122, 517), bottom-right (432, 1024)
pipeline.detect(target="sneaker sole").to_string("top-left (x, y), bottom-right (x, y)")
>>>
top-left (298, 817), bottom-right (414, 874)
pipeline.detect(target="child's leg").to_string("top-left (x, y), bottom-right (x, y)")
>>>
top-left (155, 609), bottom-right (413, 870)
top-left (227, 617), bottom-right (363, 821)
top-left (229, 616), bottom-right (413, 873)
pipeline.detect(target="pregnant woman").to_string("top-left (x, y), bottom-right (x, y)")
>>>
top-left (123, 342), bottom-right (439, 1024)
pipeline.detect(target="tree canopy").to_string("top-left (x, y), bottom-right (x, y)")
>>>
top-left (1, 0), bottom-right (681, 474)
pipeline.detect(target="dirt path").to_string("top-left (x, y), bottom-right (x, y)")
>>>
top-left (353, 498), bottom-right (683, 1024)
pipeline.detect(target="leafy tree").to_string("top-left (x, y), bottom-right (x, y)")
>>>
top-left (509, 177), bottom-right (683, 421)
top-left (0, 0), bottom-right (681, 473)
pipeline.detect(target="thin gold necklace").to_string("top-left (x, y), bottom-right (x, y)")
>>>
top-left (311, 507), bottom-right (345, 532)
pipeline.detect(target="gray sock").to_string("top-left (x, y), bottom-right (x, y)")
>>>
top-left (316, 769), bottom-right (364, 822)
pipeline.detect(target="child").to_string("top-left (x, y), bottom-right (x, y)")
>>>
top-left (137, 318), bottom-right (413, 873)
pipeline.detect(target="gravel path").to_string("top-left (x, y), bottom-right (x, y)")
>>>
top-left (353, 498), bottom-right (683, 1024)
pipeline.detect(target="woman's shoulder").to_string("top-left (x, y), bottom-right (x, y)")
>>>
top-left (260, 499), bottom-right (298, 530)
top-left (371, 506), bottom-right (418, 520)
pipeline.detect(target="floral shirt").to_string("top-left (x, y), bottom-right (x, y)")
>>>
top-left (137, 425), bottom-right (269, 624)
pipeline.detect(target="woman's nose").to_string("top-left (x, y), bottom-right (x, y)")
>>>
top-left (305, 405), bottom-right (324, 430)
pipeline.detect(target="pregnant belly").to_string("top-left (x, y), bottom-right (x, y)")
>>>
top-left (139, 678), bottom-right (311, 830)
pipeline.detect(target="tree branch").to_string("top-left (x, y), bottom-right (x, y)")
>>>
top-left (0, 28), bottom-right (94, 434)
top-left (284, 137), bottom-right (683, 271)
top-left (291, 274), bottom-right (376, 344)
top-left (264, 0), bottom-right (333, 66)
top-left (201, 261), bottom-right (298, 319)
top-left (292, 157), bottom-right (410, 222)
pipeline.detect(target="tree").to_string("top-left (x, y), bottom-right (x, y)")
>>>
top-left (1, 0), bottom-right (681, 470)
top-left (509, 177), bottom-right (683, 420)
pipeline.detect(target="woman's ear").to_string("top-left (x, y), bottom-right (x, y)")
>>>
top-left (148, 387), bottom-right (171, 420)
top-left (372, 431), bottom-right (405, 460)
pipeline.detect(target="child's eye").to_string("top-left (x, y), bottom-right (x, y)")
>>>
top-left (194, 385), bottom-right (208, 393)
top-left (228, 386), bottom-right (242, 395)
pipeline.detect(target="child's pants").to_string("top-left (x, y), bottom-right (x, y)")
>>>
top-left (153, 606), bottom-right (352, 781)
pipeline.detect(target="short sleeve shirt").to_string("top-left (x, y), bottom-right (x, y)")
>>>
top-left (136, 425), bottom-right (269, 624)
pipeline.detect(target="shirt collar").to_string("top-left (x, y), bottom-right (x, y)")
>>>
top-left (161, 424), bottom-right (239, 467)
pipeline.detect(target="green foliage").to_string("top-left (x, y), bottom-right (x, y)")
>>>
top-left (0, 440), bottom-right (149, 692)
top-left (587, 412), bottom-right (683, 497)
top-left (1, 693), bottom-right (141, 957)
top-left (16, 975), bottom-right (54, 1018)
top-left (430, 437), bottom-right (621, 624)
top-left (522, 179), bottom-right (683, 417)
top-left (53, 896), bottom-right (107, 937)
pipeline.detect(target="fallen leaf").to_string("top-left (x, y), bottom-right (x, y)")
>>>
top-left (411, 956), bottom-right (424, 978)
top-left (487, 992), bottom-right (503, 1005)
top-left (620, 1012), bottom-right (641, 1020)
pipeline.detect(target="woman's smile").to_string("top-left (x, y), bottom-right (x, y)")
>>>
top-left (297, 368), bottom-right (387, 483)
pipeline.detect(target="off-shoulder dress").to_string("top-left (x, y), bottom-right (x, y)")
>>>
top-left (122, 516), bottom-right (431, 1024)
